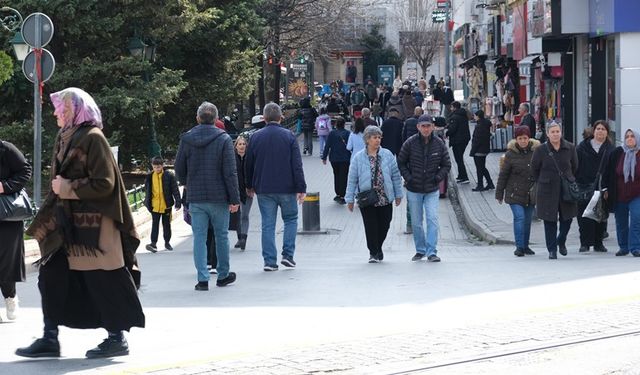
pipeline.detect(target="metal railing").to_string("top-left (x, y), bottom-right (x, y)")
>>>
top-left (127, 184), bottom-right (145, 211)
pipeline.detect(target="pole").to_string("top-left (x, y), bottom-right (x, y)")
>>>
top-left (444, 0), bottom-right (450, 86)
top-left (33, 13), bottom-right (42, 208)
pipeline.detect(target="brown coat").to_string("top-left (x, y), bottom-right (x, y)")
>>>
top-left (495, 139), bottom-right (540, 206)
top-left (27, 126), bottom-right (140, 280)
top-left (531, 139), bottom-right (578, 221)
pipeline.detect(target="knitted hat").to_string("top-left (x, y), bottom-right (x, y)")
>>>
top-left (515, 126), bottom-right (531, 138)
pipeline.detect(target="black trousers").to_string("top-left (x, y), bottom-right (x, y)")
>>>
top-left (331, 161), bottom-right (350, 198)
top-left (360, 204), bottom-right (393, 257)
top-left (150, 210), bottom-right (172, 245)
top-left (452, 144), bottom-right (468, 180)
top-left (577, 201), bottom-right (607, 247)
top-left (0, 282), bottom-right (16, 298)
top-left (543, 219), bottom-right (572, 253)
top-left (473, 156), bottom-right (493, 188)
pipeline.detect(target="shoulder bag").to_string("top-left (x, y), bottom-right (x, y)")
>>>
top-left (0, 141), bottom-right (34, 221)
top-left (547, 143), bottom-right (582, 203)
top-left (356, 154), bottom-right (380, 207)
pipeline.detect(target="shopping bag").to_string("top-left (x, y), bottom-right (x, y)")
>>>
top-left (0, 189), bottom-right (34, 221)
top-left (582, 190), bottom-right (607, 223)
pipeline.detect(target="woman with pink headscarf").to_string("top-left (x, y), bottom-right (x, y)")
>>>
top-left (17, 88), bottom-right (145, 359)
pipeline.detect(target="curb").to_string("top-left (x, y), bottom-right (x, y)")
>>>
top-left (447, 158), bottom-right (514, 246)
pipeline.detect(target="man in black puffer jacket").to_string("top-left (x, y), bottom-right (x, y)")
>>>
top-left (397, 115), bottom-right (451, 263)
top-left (446, 101), bottom-right (471, 183)
top-left (297, 97), bottom-right (318, 155)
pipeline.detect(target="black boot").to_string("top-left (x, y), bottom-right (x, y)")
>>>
top-left (15, 338), bottom-right (60, 358)
top-left (86, 333), bottom-right (129, 359)
top-left (549, 251), bottom-right (558, 259)
top-left (472, 185), bottom-right (485, 192)
top-left (237, 234), bottom-right (247, 251)
top-left (514, 248), bottom-right (525, 257)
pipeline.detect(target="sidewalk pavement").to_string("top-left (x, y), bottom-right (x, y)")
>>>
top-left (448, 124), bottom-right (616, 247)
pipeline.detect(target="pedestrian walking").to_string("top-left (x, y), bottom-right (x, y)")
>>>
top-left (380, 108), bottom-right (404, 155)
top-left (402, 90), bottom-right (416, 121)
top-left (322, 117), bottom-right (351, 204)
top-left (345, 125), bottom-right (403, 263)
top-left (495, 126), bottom-right (540, 257)
top-left (446, 101), bottom-right (471, 184)
top-left (575, 120), bottom-right (613, 253)
top-left (297, 97), bottom-right (318, 155)
top-left (531, 121), bottom-right (578, 259)
top-left (402, 106), bottom-right (423, 142)
top-left (397, 115), bottom-right (451, 263)
top-left (0, 140), bottom-right (31, 323)
top-left (518, 103), bottom-right (536, 140)
top-left (365, 80), bottom-right (377, 107)
top-left (175, 101), bottom-right (240, 291)
top-left (371, 99), bottom-right (383, 125)
top-left (315, 108), bottom-right (332, 157)
top-left (361, 107), bottom-right (378, 127)
top-left (245, 103), bottom-right (307, 271)
top-left (144, 156), bottom-right (181, 252)
top-left (470, 110), bottom-right (495, 192)
top-left (18, 87), bottom-right (144, 358)
top-left (604, 128), bottom-right (640, 257)
top-left (347, 118), bottom-right (366, 163)
top-left (384, 92), bottom-right (405, 121)
top-left (233, 136), bottom-right (252, 251)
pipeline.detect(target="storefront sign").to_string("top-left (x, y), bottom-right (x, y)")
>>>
top-left (530, 0), bottom-right (552, 37)
top-left (378, 65), bottom-right (395, 86)
top-left (286, 63), bottom-right (309, 100)
top-left (590, 0), bottom-right (640, 36)
top-left (432, 10), bottom-right (449, 23)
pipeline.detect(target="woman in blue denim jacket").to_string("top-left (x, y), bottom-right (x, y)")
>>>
top-left (345, 125), bottom-right (403, 263)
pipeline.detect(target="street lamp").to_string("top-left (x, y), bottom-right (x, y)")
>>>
top-left (10, 31), bottom-right (29, 61)
top-left (128, 35), bottom-right (161, 158)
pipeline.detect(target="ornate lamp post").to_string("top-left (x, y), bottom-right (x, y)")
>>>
top-left (128, 35), bottom-right (161, 159)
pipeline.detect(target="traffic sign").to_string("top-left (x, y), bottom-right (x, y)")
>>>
top-left (22, 49), bottom-right (55, 83)
top-left (21, 13), bottom-right (54, 48)
top-left (432, 10), bottom-right (449, 23)
top-left (437, 0), bottom-right (450, 8)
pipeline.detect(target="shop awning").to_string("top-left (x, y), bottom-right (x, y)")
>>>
top-left (458, 54), bottom-right (486, 68)
top-left (518, 54), bottom-right (541, 77)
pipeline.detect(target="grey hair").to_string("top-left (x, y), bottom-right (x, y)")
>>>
top-left (361, 107), bottom-right (371, 117)
top-left (363, 125), bottom-right (383, 141)
top-left (546, 121), bottom-right (562, 133)
top-left (263, 102), bottom-right (282, 123)
top-left (519, 102), bottom-right (530, 113)
top-left (197, 101), bottom-right (218, 124)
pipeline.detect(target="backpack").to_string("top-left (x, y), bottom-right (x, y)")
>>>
top-left (317, 117), bottom-right (330, 130)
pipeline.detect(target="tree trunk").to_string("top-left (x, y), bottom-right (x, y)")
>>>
top-left (249, 91), bottom-right (256, 117)
top-left (271, 59), bottom-right (281, 103)
top-left (258, 55), bottom-right (266, 111)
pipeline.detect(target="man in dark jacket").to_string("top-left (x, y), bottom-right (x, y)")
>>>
top-left (397, 115), bottom-right (451, 263)
top-left (380, 108), bottom-right (404, 155)
top-left (402, 106), bottom-right (423, 142)
top-left (297, 97), bottom-right (318, 155)
top-left (144, 157), bottom-right (181, 252)
top-left (246, 103), bottom-right (307, 271)
top-left (175, 101), bottom-right (240, 291)
top-left (519, 103), bottom-right (536, 140)
top-left (446, 101), bottom-right (471, 183)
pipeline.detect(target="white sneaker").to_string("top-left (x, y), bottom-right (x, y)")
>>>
top-left (6, 297), bottom-right (18, 320)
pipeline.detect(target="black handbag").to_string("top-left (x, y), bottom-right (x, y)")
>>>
top-left (547, 144), bottom-right (583, 203)
top-left (0, 189), bottom-right (34, 221)
top-left (356, 154), bottom-right (380, 208)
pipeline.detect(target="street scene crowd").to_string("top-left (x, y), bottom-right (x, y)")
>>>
top-left (1, 75), bottom-right (639, 362)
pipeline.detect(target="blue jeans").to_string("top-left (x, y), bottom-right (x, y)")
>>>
top-left (318, 135), bottom-right (328, 157)
top-left (257, 194), bottom-right (299, 266)
top-left (614, 197), bottom-right (640, 253)
top-left (509, 204), bottom-right (534, 249)
top-left (407, 190), bottom-right (440, 256)
top-left (190, 203), bottom-right (231, 282)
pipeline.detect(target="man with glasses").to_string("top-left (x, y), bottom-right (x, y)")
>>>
top-left (397, 115), bottom-right (451, 262)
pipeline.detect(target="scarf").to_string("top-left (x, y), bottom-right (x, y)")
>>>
top-left (622, 129), bottom-right (640, 183)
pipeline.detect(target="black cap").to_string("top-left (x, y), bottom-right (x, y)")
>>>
top-left (417, 114), bottom-right (434, 125)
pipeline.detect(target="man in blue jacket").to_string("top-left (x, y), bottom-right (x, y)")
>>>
top-left (246, 103), bottom-right (307, 271)
top-left (175, 102), bottom-right (240, 291)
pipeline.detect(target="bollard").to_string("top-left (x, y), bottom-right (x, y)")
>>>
top-left (302, 192), bottom-right (321, 232)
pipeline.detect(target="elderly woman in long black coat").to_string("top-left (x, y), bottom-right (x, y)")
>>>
top-left (0, 140), bottom-right (31, 322)
top-left (531, 122), bottom-right (578, 259)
